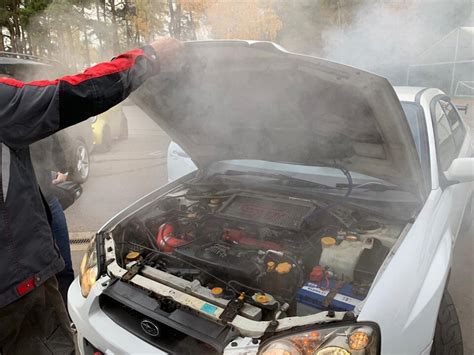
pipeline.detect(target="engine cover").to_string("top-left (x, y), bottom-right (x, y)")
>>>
top-left (217, 193), bottom-right (315, 230)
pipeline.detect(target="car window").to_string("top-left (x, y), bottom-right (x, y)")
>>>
top-left (401, 102), bottom-right (430, 187)
top-left (433, 100), bottom-right (457, 171)
top-left (439, 99), bottom-right (466, 149)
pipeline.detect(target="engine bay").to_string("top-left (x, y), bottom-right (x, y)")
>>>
top-left (110, 182), bottom-right (404, 323)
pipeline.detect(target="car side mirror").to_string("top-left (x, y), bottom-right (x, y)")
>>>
top-left (445, 158), bottom-right (474, 183)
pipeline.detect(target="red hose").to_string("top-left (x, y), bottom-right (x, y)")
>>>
top-left (156, 223), bottom-right (188, 252)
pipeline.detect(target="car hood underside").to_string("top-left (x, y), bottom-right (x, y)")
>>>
top-left (133, 40), bottom-right (424, 197)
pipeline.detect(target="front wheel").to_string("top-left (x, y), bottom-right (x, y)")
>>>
top-left (431, 290), bottom-right (463, 355)
top-left (71, 140), bottom-right (90, 183)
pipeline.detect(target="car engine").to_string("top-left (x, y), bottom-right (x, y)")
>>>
top-left (114, 186), bottom-right (400, 321)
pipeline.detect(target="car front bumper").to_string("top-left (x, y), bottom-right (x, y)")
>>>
top-left (68, 277), bottom-right (165, 355)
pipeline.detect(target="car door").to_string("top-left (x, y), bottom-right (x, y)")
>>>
top-left (431, 95), bottom-right (472, 241)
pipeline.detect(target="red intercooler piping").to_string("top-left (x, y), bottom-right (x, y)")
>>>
top-left (222, 229), bottom-right (282, 251)
top-left (156, 223), bottom-right (188, 252)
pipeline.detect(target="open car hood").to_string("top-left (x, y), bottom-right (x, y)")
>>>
top-left (134, 41), bottom-right (424, 197)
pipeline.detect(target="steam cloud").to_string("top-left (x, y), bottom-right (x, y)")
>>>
top-left (319, 0), bottom-right (472, 84)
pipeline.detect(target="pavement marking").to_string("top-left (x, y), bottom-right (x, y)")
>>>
top-left (69, 231), bottom-right (95, 251)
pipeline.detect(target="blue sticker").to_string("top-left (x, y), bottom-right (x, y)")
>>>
top-left (200, 303), bottom-right (218, 315)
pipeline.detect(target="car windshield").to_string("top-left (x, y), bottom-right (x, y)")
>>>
top-left (205, 160), bottom-right (395, 192)
top-left (401, 102), bottom-right (430, 186)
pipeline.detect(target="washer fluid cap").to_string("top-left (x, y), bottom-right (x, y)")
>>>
top-left (125, 251), bottom-right (140, 261)
top-left (321, 237), bottom-right (336, 247)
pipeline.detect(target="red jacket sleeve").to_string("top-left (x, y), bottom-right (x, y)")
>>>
top-left (0, 46), bottom-right (159, 147)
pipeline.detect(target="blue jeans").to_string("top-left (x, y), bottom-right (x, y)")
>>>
top-left (48, 197), bottom-right (74, 306)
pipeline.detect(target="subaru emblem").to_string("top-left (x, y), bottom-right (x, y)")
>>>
top-left (140, 319), bottom-right (160, 337)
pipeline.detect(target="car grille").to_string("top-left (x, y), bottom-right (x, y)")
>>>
top-left (99, 281), bottom-right (230, 354)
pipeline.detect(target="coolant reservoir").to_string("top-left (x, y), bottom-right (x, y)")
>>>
top-left (319, 239), bottom-right (373, 281)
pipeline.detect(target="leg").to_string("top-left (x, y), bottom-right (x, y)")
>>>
top-left (0, 277), bottom-right (75, 355)
top-left (49, 197), bottom-right (75, 305)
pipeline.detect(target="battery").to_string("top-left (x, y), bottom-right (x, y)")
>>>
top-left (296, 280), bottom-right (364, 312)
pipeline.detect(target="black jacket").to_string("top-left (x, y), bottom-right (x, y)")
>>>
top-left (0, 47), bottom-right (159, 307)
top-left (30, 134), bottom-right (69, 201)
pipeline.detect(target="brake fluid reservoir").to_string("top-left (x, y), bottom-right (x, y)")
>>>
top-left (319, 239), bottom-right (373, 281)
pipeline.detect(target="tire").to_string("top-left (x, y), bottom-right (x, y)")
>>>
top-left (71, 140), bottom-right (90, 183)
top-left (97, 126), bottom-right (112, 152)
top-left (118, 115), bottom-right (128, 140)
top-left (431, 290), bottom-right (463, 355)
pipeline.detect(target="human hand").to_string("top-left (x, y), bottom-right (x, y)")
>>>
top-left (52, 172), bottom-right (68, 184)
top-left (150, 37), bottom-right (184, 70)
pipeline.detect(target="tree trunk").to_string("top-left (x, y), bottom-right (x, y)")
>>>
top-left (109, 0), bottom-right (120, 53)
top-left (95, 0), bottom-right (104, 58)
top-left (0, 31), bottom-right (5, 52)
top-left (123, 0), bottom-right (132, 48)
top-left (189, 11), bottom-right (197, 40)
top-left (82, 3), bottom-right (91, 66)
top-left (168, 0), bottom-right (183, 39)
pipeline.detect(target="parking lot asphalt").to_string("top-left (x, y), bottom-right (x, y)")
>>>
top-left (68, 105), bottom-right (473, 353)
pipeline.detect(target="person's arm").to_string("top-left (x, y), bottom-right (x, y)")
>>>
top-left (0, 39), bottom-right (182, 147)
top-left (51, 134), bottom-right (68, 174)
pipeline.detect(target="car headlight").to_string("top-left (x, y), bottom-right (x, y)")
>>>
top-left (79, 235), bottom-right (98, 298)
top-left (259, 323), bottom-right (379, 355)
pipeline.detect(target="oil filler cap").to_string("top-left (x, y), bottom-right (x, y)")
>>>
top-left (276, 262), bottom-right (292, 274)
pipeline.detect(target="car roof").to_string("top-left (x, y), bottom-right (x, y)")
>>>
top-left (394, 86), bottom-right (446, 103)
top-left (0, 52), bottom-right (54, 67)
top-left (394, 86), bottom-right (427, 102)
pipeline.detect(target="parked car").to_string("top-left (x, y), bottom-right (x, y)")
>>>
top-left (0, 52), bottom-right (94, 183)
top-left (69, 41), bottom-right (473, 355)
top-left (57, 121), bottom-right (94, 183)
top-left (167, 141), bottom-right (197, 182)
top-left (92, 104), bottom-right (128, 152)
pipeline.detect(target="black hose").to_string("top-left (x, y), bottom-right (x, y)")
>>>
top-left (302, 163), bottom-right (353, 228)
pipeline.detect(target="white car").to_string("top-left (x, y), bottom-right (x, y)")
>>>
top-left (167, 141), bottom-right (196, 182)
top-left (69, 41), bottom-right (473, 355)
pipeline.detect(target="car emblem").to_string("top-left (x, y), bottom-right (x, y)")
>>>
top-left (140, 319), bottom-right (160, 337)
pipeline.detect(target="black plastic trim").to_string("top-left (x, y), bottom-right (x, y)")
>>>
top-left (99, 280), bottom-right (236, 354)
top-left (429, 95), bottom-right (464, 189)
top-left (415, 88), bottom-right (429, 103)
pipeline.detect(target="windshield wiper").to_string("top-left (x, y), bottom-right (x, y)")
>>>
top-left (211, 170), bottom-right (335, 189)
top-left (335, 181), bottom-right (404, 192)
top-left (209, 164), bottom-right (354, 230)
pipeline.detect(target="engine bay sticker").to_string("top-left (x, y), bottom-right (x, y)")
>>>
top-left (200, 303), bottom-right (218, 315)
top-left (302, 282), bottom-right (360, 306)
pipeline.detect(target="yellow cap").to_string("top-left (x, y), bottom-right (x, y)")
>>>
top-left (275, 262), bottom-right (292, 274)
top-left (321, 237), bottom-right (336, 247)
top-left (211, 287), bottom-right (223, 296)
top-left (267, 261), bottom-right (276, 271)
top-left (255, 294), bottom-right (270, 304)
top-left (345, 234), bottom-right (359, 241)
top-left (209, 198), bottom-right (221, 205)
top-left (125, 251), bottom-right (140, 261)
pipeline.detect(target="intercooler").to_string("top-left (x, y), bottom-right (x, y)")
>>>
top-left (217, 193), bottom-right (315, 230)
